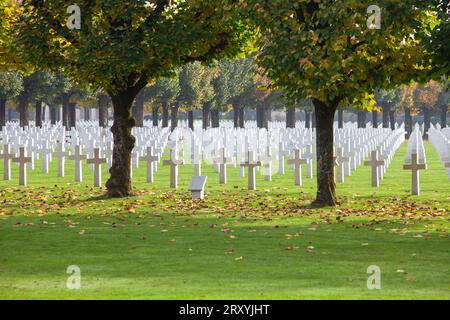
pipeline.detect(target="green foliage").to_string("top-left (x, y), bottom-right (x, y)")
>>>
top-left (239, 0), bottom-right (435, 108)
top-left (147, 75), bottom-right (180, 106)
top-left (0, 70), bottom-right (23, 99)
top-left (15, 1), bottom-right (255, 94)
top-left (17, 72), bottom-right (53, 104)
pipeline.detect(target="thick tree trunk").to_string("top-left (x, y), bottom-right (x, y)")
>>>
top-left (312, 99), bottom-right (339, 207)
top-left (357, 110), bottom-right (367, 128)
top-left (305, 111), bottom-right (311, 129)
top-left (440, 107), bottom-right (447, 128)
top-left (98, 94), bottom-right (109, 128)
top-left (106, 90), bottom-right (137, 198)
top-left (162, 102), bottom-right (169, 128)
top-left (337, 109), bottom-right (344, 129)
top-left (423, 108), bottom-right (431, 139)
top-left (202, 102), bottom-right (211, 130)
top-left (211, 109), bottom-right (220, 128)
top-left (18, 97), bottom-right (29, 128)
top-left (239, 107), bottom-right (245, 128)
top-left (152, 105), bottom-right (159, 127)
top-left (133, 91), bottom-right (145, 127)
top-left (68, 102), bottom-right (76, 128)
top-left (0, 99), bottom-right (6, 130)
top-left (233, 104), bottom-right (240, 128)
top-left (382, 105), bottom-right (390, 128)
top-left (286, 107), bottom-right (296, 128)
top-left (170, 103), bottom-right (179, 131)
top-left (389, 110), bottom-right (396, 130)
top-left (188, 110), bottom-right (194, 130)
top-left (405, 107), bottom-right (412, 139)
top-left (50, 105), bottom-right (57, 125)
top-left (372, 110), bottom-right (378, 128)
top-left (35, 100), bottom-right (43, 128)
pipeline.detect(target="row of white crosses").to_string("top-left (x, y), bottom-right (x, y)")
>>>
top-left (403, 125), bottom-right (427, 195)
top-left (428, 125), bottom-right (450, 180)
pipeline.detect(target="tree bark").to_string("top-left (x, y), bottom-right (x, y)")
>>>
top-left (133, 91), bottom-right (145, 127)
top-left (357, 110), bottom-right (367, 128)
top-left (170, 103), bottom-right (179, 131)
top-left (98, 94), bottom-right (109, 128)
top-left (202, 102), bottom-right (211, 130)
top-left (382, 105), bottom-right (390, 128)
top-left (84, 108), bottom-right (90, 121)
top-left (188, 110), bottom-right (194, 130)
top-left (337, 109), bottom-right (344, 129)
top-left (256, 104), bottom-right (263, 128)
top-left (233, 104), bottom-right (240, 128)
top-left (389, 110), bottom-right (396, 130)
top-left (263, 103), bottom-right (270, 129)
top-left (305, 111), bottom-right (311, 129)
top-left (440, 107), bottom-right (447, 128)
top-left (311, 112), bottom-right (316, 128)
top-left (312, 99), bottom-right (339, 207)
top-left (239, 107), bottom-right (245, 128)
top-left (18, 97), bottom-right (29, 128)
top-left (286, 107), bottom-right (296, 128)
top-left (152, 105), bottom-right (159, 127)
top-left (162, 102), bottom-right (169, 128)
top-left (405, 107), bottom-right (412, 139)
top-left (106, 90), bottom-right (137, 197)
top-left (50, 105), bottom-right (57, 125)
top-left (68, 102), bottom-right (76, 128)
top-left (0, 99), bottom-right (6, 130)
top-left (62, 94), bottom-right (70, 130)
top-left (372, 110), bottom-right (378, 128)
top-left (211, 109), bottom-right (220, 128)
top-left (35, 100), bottom-right (43, 128)
top-left (423, 108), bottom-right (431, 139)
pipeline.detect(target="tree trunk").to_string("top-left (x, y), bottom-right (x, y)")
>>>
top-left (372, 110), bottom-right (378, 128)
top-left (170, 103), bottom-right (179, 131)
top-left (263, 103), bottom-right (270, 129)
top-left (337, 109), bottom-right (344, 129)
top-left (211, 109), bottom-right (220, 128)
top-left (311, 112), bottom-right (316, 128)
top-left (18, 97), bottom-right (29, 128)
top-left (405, 107), bottom-right (412, 139)
top-left (188, 110), bottom-right (194, 130)
top-left (286, 107), bottom-right (296, 128)
top-left (239, 107), bottom-right (245, 128)
top-left (305, 111), bottom-right (311, 129)
top-left (233, 104), bottom-right (240, 128)
top-left (35, 100), bottom-right (43, 128)
top-left (84, 108), bottom-right (89, 121)
top-left (162, 102), bottom-right (169, 128)
top-left (312, 99), bottom-right (339, 207)
top-left (256, 104), bottom-right (263, 128)
top-left (98, 94), bottom-right (109, 128)
top-left (382, 105), bottom-right (390, 128)
top-left (0, 99), bottom-right (6, 130)
top-left (62, 94), bottom-right (70, 130)
top-left (106, 90), bottom-right (137, 198)
top-left (357, 110), bottom-right (367, 128)
top-left (440, 107), bottom-right (447, 128)
top-left (42, 105), bottom-right (46, 122)
top-left (389, 110), bottom-right (395, 130)
top-left (423, 108), bottom-right (431, 139)
top-left (133, 91), bottom-right (145, 127)
top-left (152, 105), bottom-right (159, 127)
top-left (68, 102), bottom-right (76, 128)
top-left (202, 102), bottom-right (211, 130)
top-left (50, 105), bottom-right (57, 125)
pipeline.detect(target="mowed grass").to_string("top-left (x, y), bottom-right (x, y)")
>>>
top-left (0, 141), bottom-right (449, 299)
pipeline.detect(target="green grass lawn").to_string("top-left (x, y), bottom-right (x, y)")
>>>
top-left (0, 141), bottom-right (449, 299)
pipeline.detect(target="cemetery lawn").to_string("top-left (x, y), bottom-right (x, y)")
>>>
top-left (0, 142), bottom-right (449, 300)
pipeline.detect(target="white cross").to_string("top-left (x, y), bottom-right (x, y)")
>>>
top-left (214, 147), bottom-right (231, 184)
top-left (140, 146), bottom-right (159, 183)
top-left (163, 148), bottom-right (184, 188)
top-left (403, 152), bottom-right (427, 195)
top-left (0, 144), bottom-right (15, 180)
top-left (364, 150), bottom-right (385, 187)
top-left (12, 147), bottom-right (32, 186)
top-left (240, 150), bottom-right (261, 190)
top-left (87, 148), bottom-right (106, 187)
top-left (288, 149), bottom-right (307, 186)
top-left (53, 142), bottom-right (69, 177)
top-left (69, 145), bottom-right (87, 182)
top-left (336, 147), bottom-right (349, 183)
top-left (38, 141), bottom-right (53, 174)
